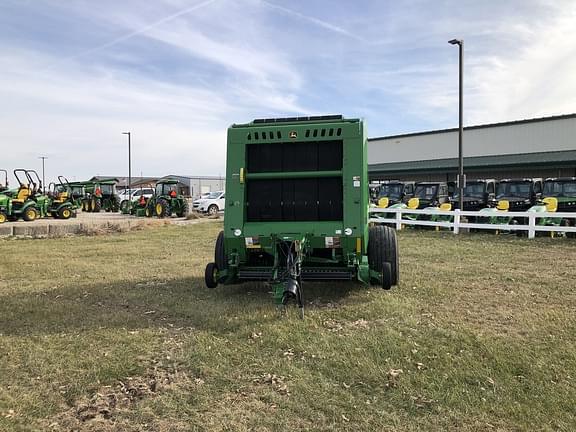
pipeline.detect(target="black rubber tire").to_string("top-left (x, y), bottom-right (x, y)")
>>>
top-left (205, 262), bottom-right (218, 288)
top-left (382, 262), bottom-right (393, 290)
top-left (120, 200), bottom-right (130, 213)
top-left (215, 231), bottom-right (226, 270)
top-left (176, 199), bottom-right (188, 217)
top-left (111, 195), bottom-right (120, 212)
top-left (145, 206), bottom-right (153, 217)
top-left (0, 211), bottom-right (6, 224)
top-left (58, 206), bottom-right (72, 220)
top-left (92, 198), bottom-right (101, 212)
top-left (23, 206), bottom-right (38, 222)
top-left (368, 225), bottom-right (399, 285)
top-left (155, 198), bottom-right (170, 218)
top-left (207, 204), bottom-right (218, 216)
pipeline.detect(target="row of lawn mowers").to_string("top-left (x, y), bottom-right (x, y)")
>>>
top-left (0, 170), bottom-right (188, 223)
top-left (370, 177), bottom-right (576, 236)
top-left (119, 179), bottom-right (188, 218)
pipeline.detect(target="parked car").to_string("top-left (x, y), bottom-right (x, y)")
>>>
top-left (193, 191), bottom-right (225, 215)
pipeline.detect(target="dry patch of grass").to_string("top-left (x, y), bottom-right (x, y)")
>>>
top-left (0, 224), bottom-right (575, 431)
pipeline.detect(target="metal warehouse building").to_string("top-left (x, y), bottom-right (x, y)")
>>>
top-left (368, 113), bottom-right (576, 182)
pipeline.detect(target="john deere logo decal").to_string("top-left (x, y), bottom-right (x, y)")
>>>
top-left (289, 131), bottom-right (297, 139)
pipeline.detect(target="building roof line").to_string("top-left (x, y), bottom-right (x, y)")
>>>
top-left (368, 149), bottom-right (576, 174)
top-left (368, 113), bottom-right (576, 141)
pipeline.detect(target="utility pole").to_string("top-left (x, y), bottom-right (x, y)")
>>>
top-left (122, 132), bottom-right (131, 206)
top-left (449, 38), bottom-right (465, 212)
top-left (39, 156), bottom-right (48, 193)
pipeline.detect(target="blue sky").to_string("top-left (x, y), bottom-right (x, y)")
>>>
top-left (1, 0), bottom-right (575, 183)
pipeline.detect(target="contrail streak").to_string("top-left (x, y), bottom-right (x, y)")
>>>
top-left (261, 0), bottom-right (366, 42)
top-left (43, 0), bottom-right (218, 70)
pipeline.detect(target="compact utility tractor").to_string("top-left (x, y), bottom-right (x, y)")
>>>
top-left (121, 188), bottom-right (150, 217)
top-left (146, 179), bottom-right (188, 218)
top-left (82, 179), bottom-right (120, 213)
top-left (46, 176), bottom-right (78, 219)
top-left (0, 169), bottom-right (49, 223)
top-left (204, 115), bottom-right (399, 316)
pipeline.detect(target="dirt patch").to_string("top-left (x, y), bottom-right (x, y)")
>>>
top-left (46, 364), bottom-right (196, 431)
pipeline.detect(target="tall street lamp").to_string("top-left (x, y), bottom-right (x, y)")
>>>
top-left (448, 38), bottom-right (465, 212)
top-left (122, 132), bottom-right (131, 207)
top-left (38, 156), bottom-right (48, 193)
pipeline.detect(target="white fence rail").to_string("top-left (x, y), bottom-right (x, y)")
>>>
top-left (369, 207), bottom-right (576, 239)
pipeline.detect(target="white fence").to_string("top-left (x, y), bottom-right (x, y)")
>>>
top-left (369, 207), bottom-right (576, 239)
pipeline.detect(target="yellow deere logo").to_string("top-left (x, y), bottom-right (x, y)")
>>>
top-left (289, 131), bottom-right (297, 139)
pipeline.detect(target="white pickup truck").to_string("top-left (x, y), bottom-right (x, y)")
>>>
top-left (193, 191), bottom-right (225, 215)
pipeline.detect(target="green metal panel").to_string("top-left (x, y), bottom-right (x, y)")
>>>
top-left (223, 116), bottom-right (369, 267)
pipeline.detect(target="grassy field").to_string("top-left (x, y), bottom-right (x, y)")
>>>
top-left (0, 222), bottom-right (575, 431)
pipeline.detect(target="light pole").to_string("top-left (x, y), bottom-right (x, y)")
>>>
top-left (122, 132), bottom-right (131, 207)
top-left (448, 38), bottom-right (464, 212)
top-left (38, 156), bottom-right (48, 193)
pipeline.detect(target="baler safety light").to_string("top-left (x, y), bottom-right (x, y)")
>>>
top-left (344, 228), bottom-right (352, 236)
top-left (234, 229), bottom-right (242, 237)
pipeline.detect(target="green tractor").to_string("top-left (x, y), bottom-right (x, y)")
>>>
top-left (67, 181), bottom-right (86, 210)
top-left (145, 179), bottom-right (188, 218)
top-left (204, 115), bottom-right (399, 316)
top-left (46, 176), bottom-right (78, 219)
top-left (120, 188), bottom-right (150, 217)
top-left (0, 169), bottom-right (49, 223)
top-left (82, 179), bottom-right (120, 213)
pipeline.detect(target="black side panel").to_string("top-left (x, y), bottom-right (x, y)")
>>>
top-left (294, 178), bottom-right (318, 221)
top-left (246, 141), bottom-right (343, 173)
top-left (247, 144), bottom-right (282, 172)
top-left (246, 180), bottom-right (282, 221)
top-left (318, 177), bottom-right (343, 220)
top-left (246, 177), bottom-right (342, 222)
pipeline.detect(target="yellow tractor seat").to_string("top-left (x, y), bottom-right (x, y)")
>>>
top-left (12, 186), bottom-right (31, 203)
top-left (497, 200), bottom-right (509, 211)
top-left (407, 197), bottom-right (420, 209)
top-left (439, 203), bottom-right (452, 211)
top-left (378, 197), bottom-right (389, 208)
top-left (53, 191), bottom-right (69, 203)
top-left (542, 197), bottom-right (558, 212)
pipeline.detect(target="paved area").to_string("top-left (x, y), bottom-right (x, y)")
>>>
top-left (0, 211), bottom-right (216, 237)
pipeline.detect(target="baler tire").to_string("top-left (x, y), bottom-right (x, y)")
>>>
top-left (368, 225), bottom-right (399, 286)
top-left (205, 262), bottom-right (218, 288)
top-left (215, 231), bottom-right (226, 270)
top-left (382, 262), bottom-right (393, 290)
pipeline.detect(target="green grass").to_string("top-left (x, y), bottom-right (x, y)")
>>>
top-left (0, 223), bottom-right (575, 431)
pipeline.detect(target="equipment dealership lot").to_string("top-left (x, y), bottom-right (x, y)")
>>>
top-left (0, 222), bottom-right (574, 431)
